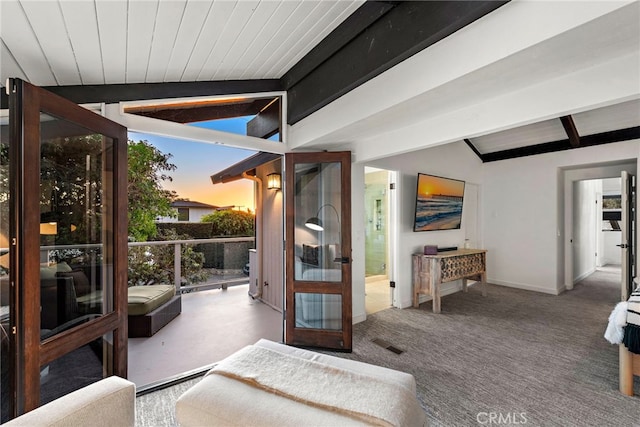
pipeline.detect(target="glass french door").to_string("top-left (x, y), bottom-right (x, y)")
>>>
top-left (285, 151), bottom-right (352, 351)
top-left (3, 79), bottom-right (128, 419)
top-left (621, 170), bottom-right (635, 300)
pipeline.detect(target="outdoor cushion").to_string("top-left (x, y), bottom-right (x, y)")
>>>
top-left (128, 285), bottom-right (175, 316)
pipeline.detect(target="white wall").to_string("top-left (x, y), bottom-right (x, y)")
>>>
top-left (365, 141), bottom-right (483, 308)
top-left (603, 231), bottom-right (622, 265)
top-left (483, 139), bottom-right (638, 295)
top-left (285, 0), bottom-right (640, 319)
top-left (256, 160), bottom-right (284, 312)
top-left (188, 208), bottom-right (214, 223)
top-left (572, 180), bottom-right (599, 282)
top-left (351, 163), bottom-right (366, 323)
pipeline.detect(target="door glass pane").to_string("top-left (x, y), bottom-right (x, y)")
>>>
top-left (294, 162), bottom-right (342, 282)
top-left (294, 293), bottom-right (341, 330)
top-left (0, 115), bottom-right (11, 422)
top-left (39, 113), bottom-right (114, 339)
top-left (40, 331), bottom-right (113, 405)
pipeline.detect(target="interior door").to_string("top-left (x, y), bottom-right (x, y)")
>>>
top-left (6, 79), bottom-right (128, 417)
top-left (285, 151), bottom-right (352, 351)
top-left (621, 170), bottom-right (636, 300)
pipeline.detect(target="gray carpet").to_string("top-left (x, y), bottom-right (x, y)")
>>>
top-left (136, 377), bottom-right (201, 427)
top-left (136, 269), bottom-right (640, 426)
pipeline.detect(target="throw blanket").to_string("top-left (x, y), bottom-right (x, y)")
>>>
top-left (623, 288), bottom-right (640, 354)
top-left (209, 345), bottom-right (426, 427)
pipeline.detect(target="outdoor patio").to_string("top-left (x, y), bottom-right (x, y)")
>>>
top-left (128, 283), bottom-right (282, 387)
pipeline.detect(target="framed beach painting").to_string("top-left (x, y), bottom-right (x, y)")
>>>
top-left (413, 173), bottom-right (465, 232)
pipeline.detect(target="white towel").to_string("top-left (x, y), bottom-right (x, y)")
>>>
top-left (604, 301), bottom-right (628, 344)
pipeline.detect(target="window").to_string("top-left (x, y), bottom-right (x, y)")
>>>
top-left (177, 208), bottom-right (189, 222)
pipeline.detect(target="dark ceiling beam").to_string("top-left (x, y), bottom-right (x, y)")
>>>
top-left (129, 99), bottom-right (273, 123)
top-left (281, 1), bottom-right (398, 90)
top-left (247, 99), bottom-right (280, 140)
top-left (211, 152), bottom-right (281, 184)
top-left (285, 1), bottom-right (509, 125)
top-left (559, 115), bottom-right (581, 147)
top-left (464, 138), bottom-right (484, 162)
top-left (482, 126), bottom-right (640, 163)
top-left (0, 80), bottom-right (283, 109)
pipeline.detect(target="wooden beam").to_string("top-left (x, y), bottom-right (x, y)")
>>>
top-left (130, 99), bottom-right (272, 124)
top-left (560, 115), bottom-right (581, 147)
top-left (286, 1), bottom-right (508, 125)
top-left (247, 99), bottom-right (280, 140)
top-left (1, 80), bottom-right (282, 109)
top-left (281, 1), bottom-right (398, 90)
top-left (464, 138), bottom-right (484, 162)
top-left (483, 126), bottom-right (640, 162)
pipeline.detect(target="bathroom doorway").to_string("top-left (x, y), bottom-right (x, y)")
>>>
top-left (364, 167), bottom-right (396, 314)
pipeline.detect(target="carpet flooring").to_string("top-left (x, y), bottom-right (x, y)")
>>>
top-left (136, 268), bottom-right (640, 426)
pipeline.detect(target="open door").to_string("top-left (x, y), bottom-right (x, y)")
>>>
top-left (620, 170), bottom-right (636, 300)
top-left (5, 79), bottom-right (128, 418)
top-left (285, 152), bottom-right (351, 351)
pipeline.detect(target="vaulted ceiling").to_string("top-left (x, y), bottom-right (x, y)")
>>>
top-left (0, 0), bottom-right (363, 86)
top-left (1, 1), bottom-right (639, 163)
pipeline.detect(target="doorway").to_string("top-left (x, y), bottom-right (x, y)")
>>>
top-left (572, 178), bottom-right (623, 296)
top-left (364, 167), bottom-right (394, 315)
top-left (564, 160), bottom-right (637, 299)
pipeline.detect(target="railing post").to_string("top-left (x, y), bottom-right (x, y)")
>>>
top-left (174, 243), bottom-right (181, 294)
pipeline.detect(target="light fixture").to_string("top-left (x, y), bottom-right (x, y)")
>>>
top-left (304, 217), bottom-right (324, 231)
top-left (267, 173), bottom-right (281, 190)
top-left (305, 203), bottom-right (343, 263)
top-left (305, 204), bottom-right (340, 232)
top-left (39, 222), bottom-right (58, 236)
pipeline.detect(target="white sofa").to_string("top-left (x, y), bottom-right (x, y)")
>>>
top-left (176, 339), bottom-right (427, 426)
top-left (3, 376), bottom-right (135, 427)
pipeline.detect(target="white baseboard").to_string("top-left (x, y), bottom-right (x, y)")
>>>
top-left (489, 279), bottom-right (561, 295)
top-left (573, 268), bottom-right (596, 284)
top-left (353, 312), bottom-right (367, 324)
top-left (398, 278), bottom-right (563, 308)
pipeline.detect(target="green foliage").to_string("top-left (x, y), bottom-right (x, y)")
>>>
top-left (127, 228), bottom-right (209, 287)
top-left (127, 140), bottom-right (178, 241)
top-left (200, 210), bottom-right (255, 236)
top-left (156, 222), bottom-right (214, 239)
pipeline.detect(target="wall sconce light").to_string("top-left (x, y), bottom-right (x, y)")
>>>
top-left (39, 222), bottom-right (58, 236)
top-left (267, 173), bottom-right (281, 190)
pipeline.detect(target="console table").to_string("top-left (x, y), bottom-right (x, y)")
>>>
top-left (412, 249), bottom-right (487, 313)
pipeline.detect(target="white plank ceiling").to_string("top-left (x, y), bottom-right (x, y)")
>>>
top-left (0, 0), bottom-right (364, 87)
top-left (472, 99), bottom-right (640, 155)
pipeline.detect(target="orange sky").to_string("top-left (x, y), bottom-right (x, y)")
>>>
top-left (164, 178), bottom-right (255, 212)
top-left (418, 174), bottom-right (465, 197)
top-left (129, 131), bottom-right (257, 213)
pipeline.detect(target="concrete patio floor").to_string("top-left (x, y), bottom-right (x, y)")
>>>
top-left (128, 284), bottom-right (283, 387)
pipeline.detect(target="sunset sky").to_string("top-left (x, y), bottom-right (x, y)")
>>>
top-left (129, 117), bottom-right (258, 212)
top-left (417, 174), bottom-right (465, 198)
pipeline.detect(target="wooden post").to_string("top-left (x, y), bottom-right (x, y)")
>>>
top-left (619, 345), bottom-right (633, 396)
top-left (174, 243), bottom-right (181, 295)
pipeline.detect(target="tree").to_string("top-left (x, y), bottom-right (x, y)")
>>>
top-left (200, 210), bottom-right (255, 236)
top-left (127, 140), bottom-right (178, 241)
top-left (128, 228), bottom-right (209, 287)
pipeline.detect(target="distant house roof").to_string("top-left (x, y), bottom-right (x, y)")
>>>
top-left (210, 152), bottom-right (281, 185)
top-left (171, 200), bottom-right (218, 209)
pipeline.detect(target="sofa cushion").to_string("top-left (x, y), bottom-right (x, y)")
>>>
top-left (58, 269), bottom-right (92, 296)
top-left (128, 285), bottom-right (175, 316)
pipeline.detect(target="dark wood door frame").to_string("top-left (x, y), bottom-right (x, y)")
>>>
top-left (284, 151), bottom-right (352, 351)
top-left (8, 79), bottom-right (128, 414)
